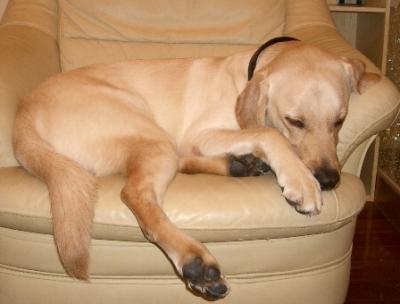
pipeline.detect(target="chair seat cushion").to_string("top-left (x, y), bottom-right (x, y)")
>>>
top-left (0, 167), bottom-right (365, 242)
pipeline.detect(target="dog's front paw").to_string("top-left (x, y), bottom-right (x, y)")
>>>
top-left (279, 168), bottom-right (322, 216)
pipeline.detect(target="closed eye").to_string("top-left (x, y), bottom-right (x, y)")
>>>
top-left (285, 116), bottom-right (305, 129)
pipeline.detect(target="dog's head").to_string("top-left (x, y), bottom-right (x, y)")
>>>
top-left (236, 42), bottom-right (380, 190)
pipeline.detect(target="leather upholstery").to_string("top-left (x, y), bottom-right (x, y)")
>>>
top-left (0, 0), bottom-right (60, 167)
top-left (59, 0), bottom-right (284, 70)
top-left (0, 168), bottom-right (364, 242)
top-left (0, 0), bottom-right (399, 303)
top-left (0, 224), bottom-right (353, 304)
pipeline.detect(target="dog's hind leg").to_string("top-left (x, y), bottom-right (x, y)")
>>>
top-left (121, 139), bottom-right (229, 299)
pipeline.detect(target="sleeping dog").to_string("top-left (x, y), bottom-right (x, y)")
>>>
top-left (13, 37), bottom-right (379, 299)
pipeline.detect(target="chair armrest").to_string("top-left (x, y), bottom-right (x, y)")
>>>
top-left (0, 0), bottom-right (61, 167)
top-left (285, 0), bottom-right (379, 72)
top-left (287, 25), bottom-right (380, 72)
top-left (285, 0), bottom-right (337, 37)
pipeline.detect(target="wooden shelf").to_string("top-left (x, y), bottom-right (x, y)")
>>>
top-left (328, 0), bottom-right (390, 73)
top-left (329, 5), bottom-right (386, 13)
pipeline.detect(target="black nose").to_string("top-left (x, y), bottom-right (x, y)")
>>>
top-left (314, 167), bottom-right (340, 190)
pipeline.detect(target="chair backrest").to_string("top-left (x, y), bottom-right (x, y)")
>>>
top-left (59, 0), bottom-right (286, 71)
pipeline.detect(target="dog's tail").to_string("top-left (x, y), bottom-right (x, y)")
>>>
top-left (13, 107), bottom-right (96, 280)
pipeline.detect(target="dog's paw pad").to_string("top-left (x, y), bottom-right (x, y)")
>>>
top-left (229, 154), bottom-right (270, 177)
top-left (228, 155), bottom-right (249, 177)
top-left (182, 257), bottom-right (229, 299)
top-left (205, 283), bottom-right (229, 298)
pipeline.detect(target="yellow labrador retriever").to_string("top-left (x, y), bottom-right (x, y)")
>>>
top-left (13, 37), bottom-right (379, 299)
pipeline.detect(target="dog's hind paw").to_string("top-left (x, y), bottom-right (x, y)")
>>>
top-left (229, 154), bottom-right (270, 177)
top-left (182, 257), bottom-right (229, 299)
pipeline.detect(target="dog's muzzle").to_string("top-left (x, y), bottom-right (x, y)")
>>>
top-left (314, 167), bottom-right (340, 191)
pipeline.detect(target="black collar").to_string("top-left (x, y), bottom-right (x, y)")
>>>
top-left (247, 36), bottom-right (299, 81)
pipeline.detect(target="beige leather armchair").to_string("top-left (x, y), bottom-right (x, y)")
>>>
top-left (0, 0), bottom-right (399, 303)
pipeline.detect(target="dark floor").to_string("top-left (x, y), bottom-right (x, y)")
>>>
top-left (345, 176), bottom-right (400, 303)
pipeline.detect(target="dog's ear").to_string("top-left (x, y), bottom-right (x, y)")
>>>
top-left (341, 57), bottom-right (381, 94)
top-left (235, 73), bottom-right (269, 129)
